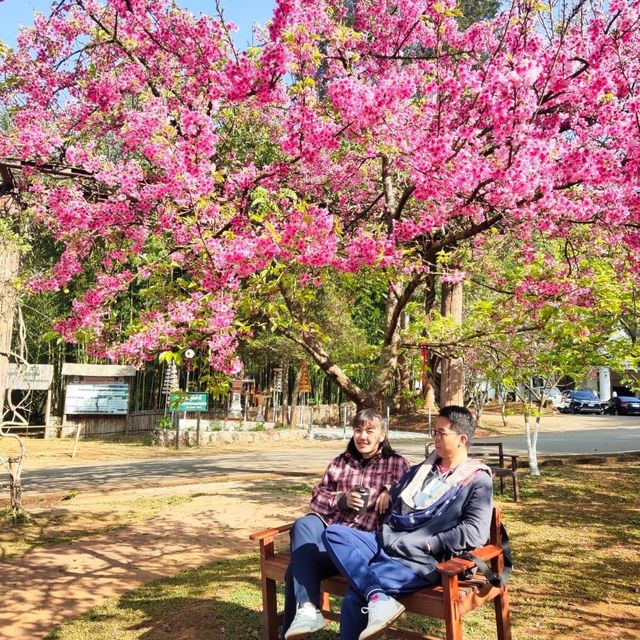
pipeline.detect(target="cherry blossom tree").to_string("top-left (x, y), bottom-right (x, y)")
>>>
top-left (1, 0), bottom-right (640, 409)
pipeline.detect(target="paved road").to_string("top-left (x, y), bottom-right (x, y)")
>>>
top-left (471, 426), bottom-right (640, 456)
top-left (18, 416), bottom-right (639, 494)
top-left (19, 450), bottom-right (334, 494)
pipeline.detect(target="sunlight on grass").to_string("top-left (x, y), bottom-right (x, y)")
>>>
top-left (0, 495), bottom-right (192, 558)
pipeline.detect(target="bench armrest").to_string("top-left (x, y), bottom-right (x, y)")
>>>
top-left (436, 544), bottom-right (504, 577)
top-left (249, 522), bottom-right (294, 542)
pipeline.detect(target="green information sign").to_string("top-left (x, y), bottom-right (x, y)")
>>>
top-left (170, 392), bottom-right (208, 412)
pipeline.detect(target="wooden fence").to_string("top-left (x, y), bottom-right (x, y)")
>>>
top-left (60, 408), bottom-right (229, 439)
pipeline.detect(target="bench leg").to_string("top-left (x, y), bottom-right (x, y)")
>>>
top-left (442, 574), bottom-right (463, 640)
top-left (512, 475), bottom-right (520, 502)
top-left (494, 585), bottom-right (512, 640)
top-left (320, 589), bottom-right (330, 614)
top-left (260, 574), bottom-right (279, 640)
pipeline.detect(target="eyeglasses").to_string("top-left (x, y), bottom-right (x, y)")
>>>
top-left (429, 429), bottom-right (458, 440)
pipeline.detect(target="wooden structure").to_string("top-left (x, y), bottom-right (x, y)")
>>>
top-left (5, 363), bottom-right (54, 426)
top-left (470, 442), bottom-right (520, 502)
top-left (250, 507), bottom-right (512, 640)
top-left (61, 363), bottom-right (136, 437)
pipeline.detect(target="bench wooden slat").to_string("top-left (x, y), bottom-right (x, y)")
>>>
top-left (249, 522), bottom-right (294, 542)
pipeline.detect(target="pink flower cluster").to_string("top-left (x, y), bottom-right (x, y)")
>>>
top-left (2, 0), bottom-right (640, 371)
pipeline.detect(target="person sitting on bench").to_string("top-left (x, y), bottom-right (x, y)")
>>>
top-left (283, 408), bottom-right (409, 640)
top-left (321, 405), bottom-right (493, 640)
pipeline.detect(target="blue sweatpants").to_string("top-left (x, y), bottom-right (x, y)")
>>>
top-left (281, 514), bottom-right (338, 638)
top-left (322, 524), bottom-right (436, 640)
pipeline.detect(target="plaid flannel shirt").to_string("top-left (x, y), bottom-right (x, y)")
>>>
top-left (309, 450), bottom-right (410, 531)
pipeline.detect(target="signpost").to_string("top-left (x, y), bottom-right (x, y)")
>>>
top-left (169, 392), bottom-right (208, 448)
top-left (298, 362), bottom-right (311, 430)
top-left (272, 367), bottom-right (283, 423)
top-left (6, 364), bottom-right (54, 426)
top-left (169, 392), bottom-right (208, 412)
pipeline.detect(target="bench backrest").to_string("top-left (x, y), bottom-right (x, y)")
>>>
top-left (425, 440), bottom-right (506, 462)
top-left (470, 441), bottom-right (506, 467)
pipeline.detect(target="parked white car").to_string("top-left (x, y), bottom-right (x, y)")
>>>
top-left (543, 387), bottom-right (563, 409)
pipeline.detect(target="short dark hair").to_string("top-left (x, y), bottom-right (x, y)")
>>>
top-left (346, 408), bottom-right (398, 459)
top-left (438, 405), bottom-right (476, 443)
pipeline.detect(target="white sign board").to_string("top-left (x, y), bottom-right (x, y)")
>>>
top-left (6, 364), bottom-right (54, 391)
top-left (65, 383), bottom-right (130, 415)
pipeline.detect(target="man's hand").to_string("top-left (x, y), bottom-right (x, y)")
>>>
top-left (375, 488), bottom-right (390, 514)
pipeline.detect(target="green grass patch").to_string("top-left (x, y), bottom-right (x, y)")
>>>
top-left (44, 462), bottom-right (640, 639)
top-left (0, 495), bottom-right (192, 558)
top-left (278, 483), bottom-right (315, 495)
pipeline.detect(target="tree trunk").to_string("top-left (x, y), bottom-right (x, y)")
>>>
top-left (0, 224), bottom-right (20, 412)
top-left (439, 280), bottom-right (464, 406)
top-left (524, 408), bottom-right (541, 476)
top-left (8, 456), bottom-right (23, 520)
top-left (393, 312), bottom-right (415, 414)
top-left (278, 275), bottom-right (424, 412)
top-left (473, 388), bottom-right (488, 425)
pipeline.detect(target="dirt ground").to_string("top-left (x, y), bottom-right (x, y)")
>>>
top-left (0, 437), bottom-right (323, 640)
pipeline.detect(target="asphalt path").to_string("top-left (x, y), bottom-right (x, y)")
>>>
top-left (16, 415), bottom-right (640, 495)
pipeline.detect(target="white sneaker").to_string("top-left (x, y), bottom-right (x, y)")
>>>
top-left (358, 596), bottom-right (405, 640)
top-left (284, 603), bottom-right (326, 639)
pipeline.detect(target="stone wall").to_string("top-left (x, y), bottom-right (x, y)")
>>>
top-left (153, 426), bottom-right (309, 447)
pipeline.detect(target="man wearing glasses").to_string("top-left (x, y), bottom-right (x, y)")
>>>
top-left (319, 405), bottom-right (493, 640)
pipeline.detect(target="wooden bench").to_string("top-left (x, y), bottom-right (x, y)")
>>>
top-left (250, 507), bottom-right (512, 640)
top-left (471, 442), bottom-right (520, 502)
top-left (426, 442), bottom-right (520, 502)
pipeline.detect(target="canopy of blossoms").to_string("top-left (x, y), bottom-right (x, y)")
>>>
top-left (1, 0), bottom-right (639, 371)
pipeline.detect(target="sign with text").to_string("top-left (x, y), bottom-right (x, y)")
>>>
top-left (65, 383), bottom-right (129, 415)
top-left (169, 392), bottom-right (208, 412)
top-left (6, 364), bottom-right (54, 391)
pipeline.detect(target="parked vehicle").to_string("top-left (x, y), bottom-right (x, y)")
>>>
top-left (542, 387), bottom-right (563, 409)
top-left (612, 385), bottom-right (635, 398)
top-left (557, 390), bottom-right (604, 414)
top-left (604, 394), bottom-right (640, 415)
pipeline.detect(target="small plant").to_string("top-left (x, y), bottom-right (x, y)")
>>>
top-left (156, 416), bottom-right (174, 430)
top-left (1, 508), bottom-right (32, 527)
top-left (62, 491), bottom-right (78, 501)
top-left (251, 423), bottom-right (266, 432)
top-left (209, 422), bottom-right (223, 432)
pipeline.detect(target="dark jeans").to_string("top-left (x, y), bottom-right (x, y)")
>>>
top-left (281, 514), bottom-right (338, 638)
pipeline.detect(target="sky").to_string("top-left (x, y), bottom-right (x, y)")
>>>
top-left (0, 0), bottom-right (277, 49)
